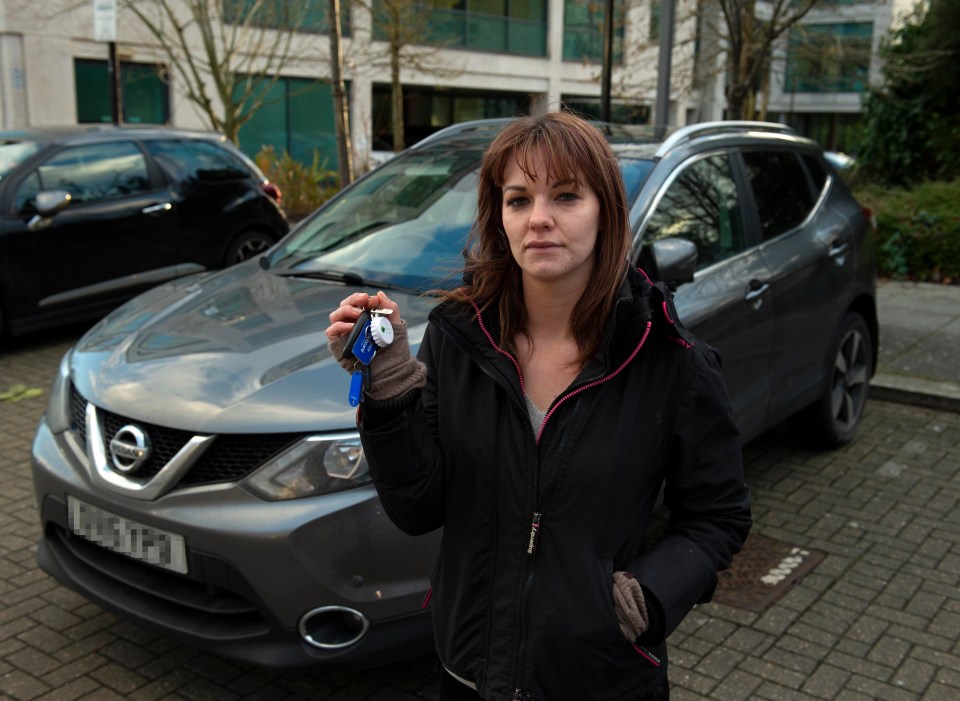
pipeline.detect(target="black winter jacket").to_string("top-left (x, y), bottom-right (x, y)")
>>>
top-left (359, 268), bottom-right (752, 701)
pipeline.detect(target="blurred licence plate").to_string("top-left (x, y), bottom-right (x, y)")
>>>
top-left (67, 496), bottom-right (188, 575)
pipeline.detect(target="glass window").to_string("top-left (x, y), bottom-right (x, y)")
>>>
top-left (15, 171), bottom-right (41, 213)
top-left (121, 63), bottom-right (169, 124)
top-left (379, 0), bottom-right (545, 56)
top-left (223, 0), bottom-right (350, 34)
top-left (145, 140), bottom-right (252, 183)
top-left (785, 22), bottom-right (873, 93)
top-left (372, 84), bottom-right (531, 150)
top-left (288, 80), bottom-right (338, 165)
top-left (643, 155), bottom-right (745, 270)
top-left (563, 0), bottom-right (624, 63)
top-left (802, 154), bottom-right (828, 195)
top-left (511, 0), bottom-right (543, 20)
top-left (0, 141), bottom-right (41, 180)
top-left (562, 95), bottom-right (650, 124)
top-left (75, 59), bottom-right (169, 124)
top-left (236, 77), bottom-right (336, 168)
top-left (26, 142), bottom-right (151, 205)
top-left (742, 151), bottom-right (815, 241)
top-left (649, 0), bottom-right (660, 42)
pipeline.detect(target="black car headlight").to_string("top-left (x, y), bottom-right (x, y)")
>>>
top-left (243, 433), bottom-right (371, 500)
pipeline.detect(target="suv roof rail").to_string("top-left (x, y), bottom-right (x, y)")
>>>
top-left (655, 121), bottom-right (796, 158)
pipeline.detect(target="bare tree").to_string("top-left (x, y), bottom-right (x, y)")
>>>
top-left (328, 0), bottom-right (353, 186)
top-left (711, 0), bottom-right (821, 120)
top-left (354, 0), bottom-right (463, 151)
top-left (117, 0), bottom-right (323, 142)
top-left (583, 0), bottom-right (701, 124)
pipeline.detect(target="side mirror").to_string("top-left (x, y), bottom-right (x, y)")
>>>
top-left (639, 237), bottom-right (697, 289)
top-left (28, 190), bottom-right (72, 231)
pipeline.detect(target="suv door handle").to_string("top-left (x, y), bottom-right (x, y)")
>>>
top-left (828, 239), bottom-right (849, 265)
top-left (143, 203), bottom-right (172, 215)
top-left (744, 280), bottom-right (770, 303)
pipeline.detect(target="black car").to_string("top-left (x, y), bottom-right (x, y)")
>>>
top-left (0, 126), bottom-right (288, 337)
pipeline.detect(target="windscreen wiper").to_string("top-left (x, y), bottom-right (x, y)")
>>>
top-left (272, 268), bottom-right (366, 286)
top-left (270, 267), bottom-right (420, 295)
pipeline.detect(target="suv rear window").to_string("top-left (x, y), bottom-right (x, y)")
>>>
top-left (802, 154), bottom-right (828, 195)
top-left (742, 151), bottom-right (815, 241)
top-left (146, 139), bottom-right (252, 183)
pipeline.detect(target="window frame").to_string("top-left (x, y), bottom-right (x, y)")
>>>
top-left (13, 140), bottom-right (162, 214)
top-left (636, 150), bottom-right (758, 273)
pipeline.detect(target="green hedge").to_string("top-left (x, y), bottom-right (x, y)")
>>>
top-left (854, 179), bottom-right (960, 283)
top-left (254, 146), bottom-right (339, 221)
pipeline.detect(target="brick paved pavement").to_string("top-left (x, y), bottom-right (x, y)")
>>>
top-left (2, 328), bottom-right (958, 701)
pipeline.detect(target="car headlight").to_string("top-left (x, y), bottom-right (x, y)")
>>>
top-left (46, 350), bottom-right (74, 434)
top-left (242, 433), bottom-right (371, 500)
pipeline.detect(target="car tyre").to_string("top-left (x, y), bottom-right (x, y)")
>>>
top-left (800, 312), bottom-right (873, 448)
top-left (224, 230), bottom-right (276, 266)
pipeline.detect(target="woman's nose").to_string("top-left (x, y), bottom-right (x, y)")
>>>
top-left (529, 198), bottom-right (553, 229)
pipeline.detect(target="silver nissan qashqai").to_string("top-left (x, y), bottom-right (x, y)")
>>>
top-left (31, 120), bottom-right (877, 670)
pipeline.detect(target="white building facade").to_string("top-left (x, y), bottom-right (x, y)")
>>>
top-left (0, 0), bottom-right (920, 166)
top-left (764, 0), bottom-right (918, 151)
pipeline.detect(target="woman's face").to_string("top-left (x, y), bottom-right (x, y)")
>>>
top-left (500, 151), bottom-right (601, 290)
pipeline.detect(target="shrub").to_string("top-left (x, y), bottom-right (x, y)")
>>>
top-left (254, 146), bottom-right (339, 221)
top-left (854, 179), bottom-right (960, 283)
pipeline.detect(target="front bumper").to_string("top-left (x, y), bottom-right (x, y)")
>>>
top-left (31, 417), bottom-right (437, 670)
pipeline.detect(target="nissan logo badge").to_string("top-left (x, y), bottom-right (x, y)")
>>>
top-left (109, 425), bottom-right (152, 474)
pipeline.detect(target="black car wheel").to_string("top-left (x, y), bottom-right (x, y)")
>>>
top-left (802, 312), bottom-right (873, 447)
top-left (225, 230), bottom-right (276, 266)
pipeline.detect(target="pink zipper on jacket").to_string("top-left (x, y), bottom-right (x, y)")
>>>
top-left (470, 302), bottom-right (652, 444)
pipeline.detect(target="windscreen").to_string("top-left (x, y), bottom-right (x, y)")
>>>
top-left (268, 141), bottom-right (654, 290)
top-left (0, 141), bottom-right (41, 180)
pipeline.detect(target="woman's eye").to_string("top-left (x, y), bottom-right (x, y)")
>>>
top-left (557, 192), bottom-right (579, 202)
top-left (506, 197), bottom-right (528, 208)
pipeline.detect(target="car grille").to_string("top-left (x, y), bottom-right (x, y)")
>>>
top-left (70, 384), bottom-right (304, 488)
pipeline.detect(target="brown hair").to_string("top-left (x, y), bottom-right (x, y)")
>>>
top-left (442, 111), bottom-right (631, 366)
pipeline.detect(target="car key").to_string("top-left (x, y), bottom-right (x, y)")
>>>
top-left (341, 310), bottom-right (376, 363)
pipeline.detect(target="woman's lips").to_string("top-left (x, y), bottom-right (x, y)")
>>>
top-left (525, 240), bottom-right (561, 249)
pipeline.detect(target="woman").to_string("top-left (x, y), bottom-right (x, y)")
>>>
top-left (326, 112), bottom-right (751, 701)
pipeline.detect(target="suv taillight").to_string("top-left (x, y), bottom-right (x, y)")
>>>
top-left (261, 182), bottom-right (282, 205)
top-left (862, 206), bottom-right (876, 231)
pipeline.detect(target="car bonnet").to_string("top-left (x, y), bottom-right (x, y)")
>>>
top-left (70, 264), bottom-right (433, 434)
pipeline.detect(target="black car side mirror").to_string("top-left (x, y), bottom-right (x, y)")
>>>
top-left (27, 190), bottom-right (72, 231)
top-left (639, 237), bottom-right (697, 290)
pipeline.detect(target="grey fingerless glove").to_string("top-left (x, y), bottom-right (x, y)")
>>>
top-left (612, 570), bottom-right (650, 642)
top-left (328, 319), bottom-right (426, 401)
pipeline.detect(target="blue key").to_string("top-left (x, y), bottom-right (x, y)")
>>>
top-left (348, 370), bottom-right (364, 407)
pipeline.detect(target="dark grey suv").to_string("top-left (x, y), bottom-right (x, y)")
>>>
top-left (30, 120), bottom-right (876, 669)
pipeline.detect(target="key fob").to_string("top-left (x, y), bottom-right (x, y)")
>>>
top-left (341, 311), bottom-right (374, 362)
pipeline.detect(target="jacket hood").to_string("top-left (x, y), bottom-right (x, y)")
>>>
top-left (71, 262), bottom-right (433, 434)
top-left (605, 267), bottom-right (694, 360)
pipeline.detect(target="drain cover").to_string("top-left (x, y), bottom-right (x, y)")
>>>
top-left (713, 533), bottom-right (825, 612)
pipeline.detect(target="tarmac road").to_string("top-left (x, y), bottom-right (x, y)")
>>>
top-left (2, 283), bottom-right (958, 700)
